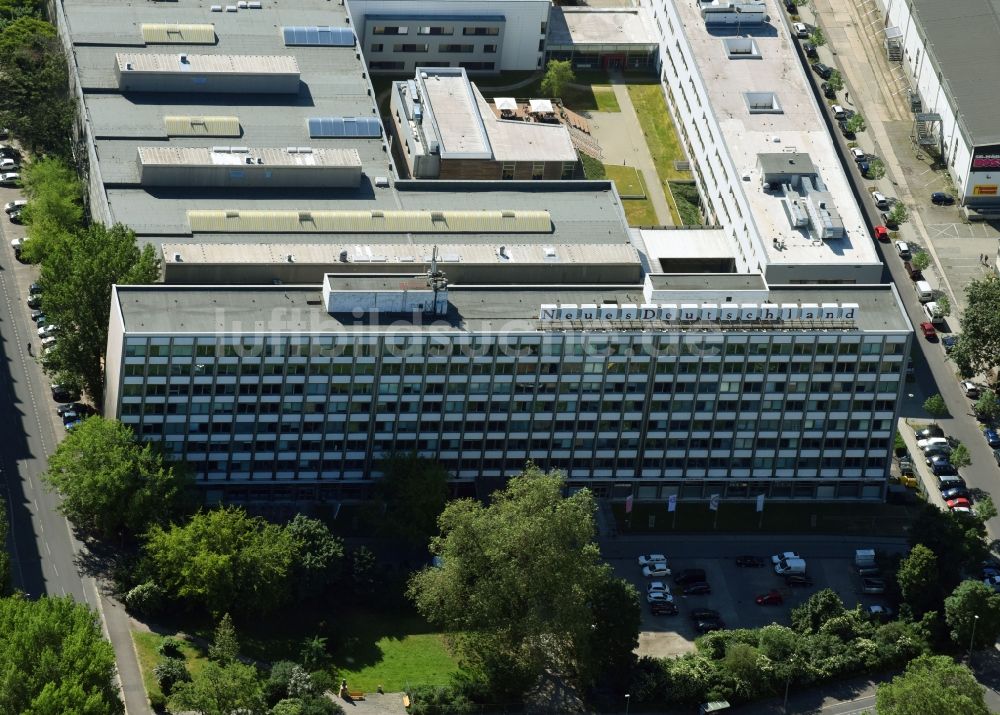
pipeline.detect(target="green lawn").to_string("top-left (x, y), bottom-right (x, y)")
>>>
top-left (591, 85), bottom-right (621, 112)
top-left (627, 84), bottom-right (693, 183)
top-left (605, 164), bottom-right (658, 226)
top-left (132, 630), bottom-right (210, 706)
top-left (611, 501), bottom-right (921, 536)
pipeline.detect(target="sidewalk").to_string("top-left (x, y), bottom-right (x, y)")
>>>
top-left (587, 82), bottom-right (673, 226)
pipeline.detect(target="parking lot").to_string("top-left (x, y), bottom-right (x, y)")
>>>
top-left (603, 535), bottom-right (909, 658)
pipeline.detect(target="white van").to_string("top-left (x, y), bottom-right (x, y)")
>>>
top-left (774, 556), bottom-right (807, 575)
top-left (924, 301), bottom-right (945, 324)
top-left (914, 280), bottom-right (934, 303)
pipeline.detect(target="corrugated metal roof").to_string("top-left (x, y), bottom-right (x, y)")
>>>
top-left (164, 115), bottom-right (241, 137)
top-left (141, 24), bottom-right (217, 44)
top-left (188, 210), bottom-right (552, 234)
top-left (282, 26), bottom-right (355, 47)
top-left (139, 146), bottom-right (362, 167)
top-left (308, 116), bottom-right (382, 138)
top-left (116, 53), bottom-right (299, 75)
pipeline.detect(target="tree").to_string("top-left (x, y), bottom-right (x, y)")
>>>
top-left (0, 19), bottom-right (75, 155)
top-left (944, 580), bottom-right (1000, 650)
top-left (408, 466), bottom-right (620, 696)
top-left (38, 223), bottom-right (159, 402)
top-left (144, 507), bottom-right (298, 616)
top-left (349, 546), bottom-right (377, 602)
top-left (0, 495), bottom-right (9, 595)
top-left (827, 70), bottom-right (844, 92)
top-left (866, 158), bottom-right (886, 180)
top-left (974, 391), bottom-right (1000, 421)
top-left (937, 295), bottom-right (951, 317)
top-left (911, 251), bottom-right (931, 271)
top-left (170, 660), bottom-right (266, 715)
top-left (17, 156), bottom-right (83, 261)
top-left (209, 613), bottom-right (240, 666)
top-left (377, 453), bottom-right (449, 548)
top-left (0, 595), bottom-right (123, 714)
top-left (973, 494), bottom-right (997, 523)
top-left (889, 202), bottom-right (908, 225)
top-left (42, 417), bottom-right (193, 539)
top-left (949, 443), bottom-right (971, 469)
top-left (791, 589), bottom-right (845, 634)
top-left (540, 59), bottom-right (575, 99)
top-left (299, 636), bottom-right (328, 671)
top-left (951, 276), bottom-right (1000, 378)
top-left (809, 28), bottom-right (826, 46)
top-left (910, 505), bottom-right (988, 592)
top-left (285, 515), bottom-right (343, 600)
top-left (0, 0), bottom-right (44, 23)
top-left (846, 113), bottom-right (866, 133)
top-left (876, 654), bottom-right (987, 715)
top-left (897, 544), bottom-right (941, 617)
top-left (577, 576), bottom-right (641, 690)
top-left (923, 394), bottom-right (948, 419)
top-left (155, 657), bottom-right (192, 695)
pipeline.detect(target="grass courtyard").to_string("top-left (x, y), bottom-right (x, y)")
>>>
top-left (604, 164), bottom-right (658, 226)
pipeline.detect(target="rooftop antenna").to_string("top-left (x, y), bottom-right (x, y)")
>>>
top-left (430, 244), bottom-right (439, 277)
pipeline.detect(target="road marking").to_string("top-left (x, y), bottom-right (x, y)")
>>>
top-left (45, 541), bottom-right (51, 555)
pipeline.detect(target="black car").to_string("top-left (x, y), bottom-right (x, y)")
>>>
top-left (916, 425), bottom-right (944, 440)
top-left (26, 295), bottom-right (41, 309)
top-left (881, 211), bottom-right (898, 230)
top-left (690, 608), bottom-right (722, 621)
top-left (802, 41), bottom-right (818, 58)
top-left (51, 384), bottom-right (80, 403)
top-left (683, 581), bottom-right (712, 595)
top-left (29, 282), bottom-right (41, 295)
top-left (30, 309), bottom-right (44, 323)
top-left (650, 601), bottom-right (678, 616)
top-left (674, 568), bottom-right (707, 585)
top-left (9, 210), bottom-right (22, 224)
top-left (694, 617), bottom-right (725, 633)
top-left (994, 449), bottom-right (1000, 467)
top-left (931, 192), bottom-right (955, 205)
top-left (784, 574), bottom-right (814, 587)
top-left (838, 119), bottom-right (855, 138)
top-left (942, 335), bottom-right (958, 353)
top-left (937, 477), bottom-right (967, 492)
top-left (821, 82), bottom-right (837, 99)
top-left (811, 62), bottom-right (833, 79)
top-left (735, 555), bottom-right (764, 567)
top-left (941, 487), bottom-right (972, 501)
top-left (784, 0), bottom-right (796, 12)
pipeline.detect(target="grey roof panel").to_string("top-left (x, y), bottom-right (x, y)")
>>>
top-left (282, 26), bottom-right (355, 47)
top-left (308, 116), bottom-right (382, 138)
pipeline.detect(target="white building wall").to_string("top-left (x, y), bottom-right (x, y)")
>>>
top-left (347, 0), bottom-right (549, 71)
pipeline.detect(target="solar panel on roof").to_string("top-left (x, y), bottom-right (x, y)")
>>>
top-left (282, 26), bottom-right (354, 47)
top-left (308, 116), bottom-right (382, 138)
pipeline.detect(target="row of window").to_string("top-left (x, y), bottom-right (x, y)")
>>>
top-left (123, 336), bottom-right (906, 359)
top-left (371, 25), bottom-right (499, 36)
top-left (370, 43), bottom-right (497, 54)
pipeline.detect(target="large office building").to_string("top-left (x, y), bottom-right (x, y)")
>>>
top-left (52, 0), bottom-right (913, 502)
top-left (876, 0), bottom-right (1000, 215)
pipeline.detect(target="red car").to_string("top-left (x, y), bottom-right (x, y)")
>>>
top-left (755, 590), bottom-right (784, 606)
top-left (948, 497), bottom-right (972, 511)
top-left (920, 322), bottom-right (937, 340)
top-left (874, 225), bottom-right (889, 242)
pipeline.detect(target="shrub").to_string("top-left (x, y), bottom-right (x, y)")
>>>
top-left (406, 685), bottom-right (474, 715)
top-left (157, 636), bottom-right (184, 658)
top-left (125, 582), bottom-right (165, 616)
top-left (308, 669), bottom-right (337, 695)
top-left (153, 656), bottom-right (190, 695)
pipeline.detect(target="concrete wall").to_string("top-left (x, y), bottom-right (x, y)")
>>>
top-left (117, 68), bottom-right (300, 94)
top-left (349, 0), bottom-right (549, 72)
top-left (104, 287), bottom-right (126, 417)
top-left (139, 163), bottom-right (363, 188)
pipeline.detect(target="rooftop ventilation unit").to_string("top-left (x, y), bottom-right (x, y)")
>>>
top-left (210, 5), bottom-right (223, 11)
top-left (286, 254), bottom-right (295, 262)
top-left (248, 1), bottom-right (262, 7)
top-left (374, 176), bottom-right (389, 187)
top-left (237, 1), bottom-right (248, 7)
top-left (173, 252), bottom-right (182, 262)
top-left (225, 5), bottom-right (238, 12)
top-left (179, 53), bottom-right (189, 64)
top-left (298, 211), bottom-right (312, 221)
top-left (339, 250), bottom-right (349, 262)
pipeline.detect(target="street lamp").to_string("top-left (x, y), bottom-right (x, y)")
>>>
top-left (969, 614), bottom-right (980, 665)
top-left (624, 693), bottom-right (630, 715)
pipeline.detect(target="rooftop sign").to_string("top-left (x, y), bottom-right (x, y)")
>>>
top-left (538, 302), bottom-right (859, 322)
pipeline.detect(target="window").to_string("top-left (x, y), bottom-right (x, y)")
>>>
top-left (372, 26), bottom-right (407, 35)
top-left (369, 43), bottom-right (383, 52)
top-left (531, 162), bottom-right (544, 180)
top-left (439, 44), bottom-right (474, 53)
top-left (394, 43), bottom-right (429, 53)
top-left (501, 162), bottom-right (515, 180)
top-left (463, 26), bottom-right (499, 36)
top-left (723, 37), bottom-right (761, 59)
top-left (459, 61), bottom-right (495, 71)
top-left (484, 44), bottom-right (497, 53)
top-left (743, 91), bottom-right (782, 114)
top-left (418, 25), bottom-right (453, 35)
top-left (370, 61), bottom-right (405, 71)
top-left (560, 162), bottom-right (576, 180)
top-left (540, 21), bottom-right (547, 34)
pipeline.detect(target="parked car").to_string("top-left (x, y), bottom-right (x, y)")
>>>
top-left (784, 574), bottom-right (814, 587)
top-left (942, 335), bottom-right (958, 353)
top-left (839, 119), bottom-right (855, 138)
top-left (638, 554), bottom-right (668, 567)
top-left (931, 192), bottom-right (955, 205)
top-left (985, 428), bottom-right (1000, 449)
top-left (29, 282), bottom-right (41, 295)
top-left (647, 590), bottom-right (675, 605)
top-left (650, 601), bottom-right (679, 616)
top-left (51, 384), bottom-right (80, 403)
top-left (881, 211), bottom-right (898, 230)
top-left (857, 565), bottom-right (881, 577)
top-left (694, 617), bottom-right (725, 633)
top-left (916, 425), bottom-right (944, 440)
top-left (642, 563), bottom-right (671, 578)
top-left (994, 448), bottom-right (1000, 467)
top-left (940, 487), bottom-right (972, 501)
top-left (26, 295), bottom-right (41, 309)
top-left (873, 225), bottom-right (889, 242)
top-left (811, 62), bottom-right (833, 79)
top-left (948, 497), bottom-right (973, 512)
top-left (929, 456), bottom-right (957, 476)
top-left (920, 322), bottom-right (937, 340)
top-left (867, 604), bottom-right (895, 621)
top-left (756, 590), bottom-right (784, 605)
top-left (917, 436), bottom-right (949, 449)
top-left (831, 104), bottom-right (847, 120)
top-left (30, 310), bottom-right (45, 323)
top-left (793, 21), bottom-right (809, 38)
top-left (674, 568), bottom-right (706, 585)
top-left (983, 575), bottom-right (1000, 592)
top-left (893, 241), bottom-right (910, 259)
top-left (3, 199), bottom-right (27, 214)
top-left (735, 555), bottom-right (765, 567)
top-left (802, 41), bottom-right (817, 58)
top-left (0, 172), bottom-right (19, 187)
top-left (8, 210), bottom-right (22, 224)
top-left (783, 0), bottom-right (797, 12)
top-left (923, 444), bottom-right (952, 460)
top-left (690, 608), bottom-right (722, 622)
top-left (850, 147), bottom-right (866, 162)
top-left (771, 551), bottom-right (801, 564)
top-left (875, 192), bottom-right (891, 210)
top-left (961, 381), bottom-right (980, 398)
top-left (821, 81), bottom-right (836, 99)
top-left (858, 159), bottom-right (871, 176)
top-left (682, 581), bottom-right (712, 595)
top-left (937, 475), bottom-right (966, 491)
top-left (861, 578), bottom-right (886, 594)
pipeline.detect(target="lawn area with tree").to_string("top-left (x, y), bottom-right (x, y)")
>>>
top-left (952, 276), bottom-right (1000, 378)
top-left (876, 654), bottom-right (988, 714)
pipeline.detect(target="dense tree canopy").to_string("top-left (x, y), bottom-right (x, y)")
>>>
top-left (408, 466), bottom-right (637, 696)
top-left (377, 453), bottom-right (448, 548)
top-left (144, 507), bottom-right (299, 617)
top-left (285, 514), bottom-right (344, 601)
top-left (897, 544), bottom-right (942, 618)
top-left (42, 417), bottom-right (193, 538)
top-left (540, 59), bottom-right (575, 98)
top-left (876, 654), bottom-right (987, 715)
top-left (943, 580), bottom-right (1000, 650)
top-left (0, 595), bottom-right (123, 714)
top-left (952, 276), bottom-right (1000, 377)
top-left (909, 504), bottom-right (990, 592)
top-left (18, 156), bottom-right (84, 261)
top-left (38, 223), bottom-right (159, 402)
top-left (169, 661), bottom-right (265, 715)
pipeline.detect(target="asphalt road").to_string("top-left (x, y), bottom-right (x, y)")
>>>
top-left (0, 195), bottom-right (150, 715)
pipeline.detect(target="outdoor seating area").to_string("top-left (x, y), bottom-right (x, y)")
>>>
top-left (489, 97), bottom-right (591, 133)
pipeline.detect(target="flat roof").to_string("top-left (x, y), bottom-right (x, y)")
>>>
top-left (137, 146), bottom-right (362, 168)
top-left (907, 0), bottom-right (1000, 146)
top-left (161, 241), bottom-right (640, 267)
top-left (115, 283), bottom-right (911, 334)
top-left (116, 53), bottom-right (299, 75)
top-left (675, 0), bottom-right (880, 268)
top-left (647, 273), bottom-right (767, 291)
top-left (547, 8), bottom-right (657, 48)
top-left (637, 228), bottom-right (735, 261)
top-left (418, 69), bottom-right (491, 158)
top-left (473, 89), bottom-right (576, 163)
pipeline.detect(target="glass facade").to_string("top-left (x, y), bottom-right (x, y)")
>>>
top-left (113, 329), bottom-right (907, 499)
